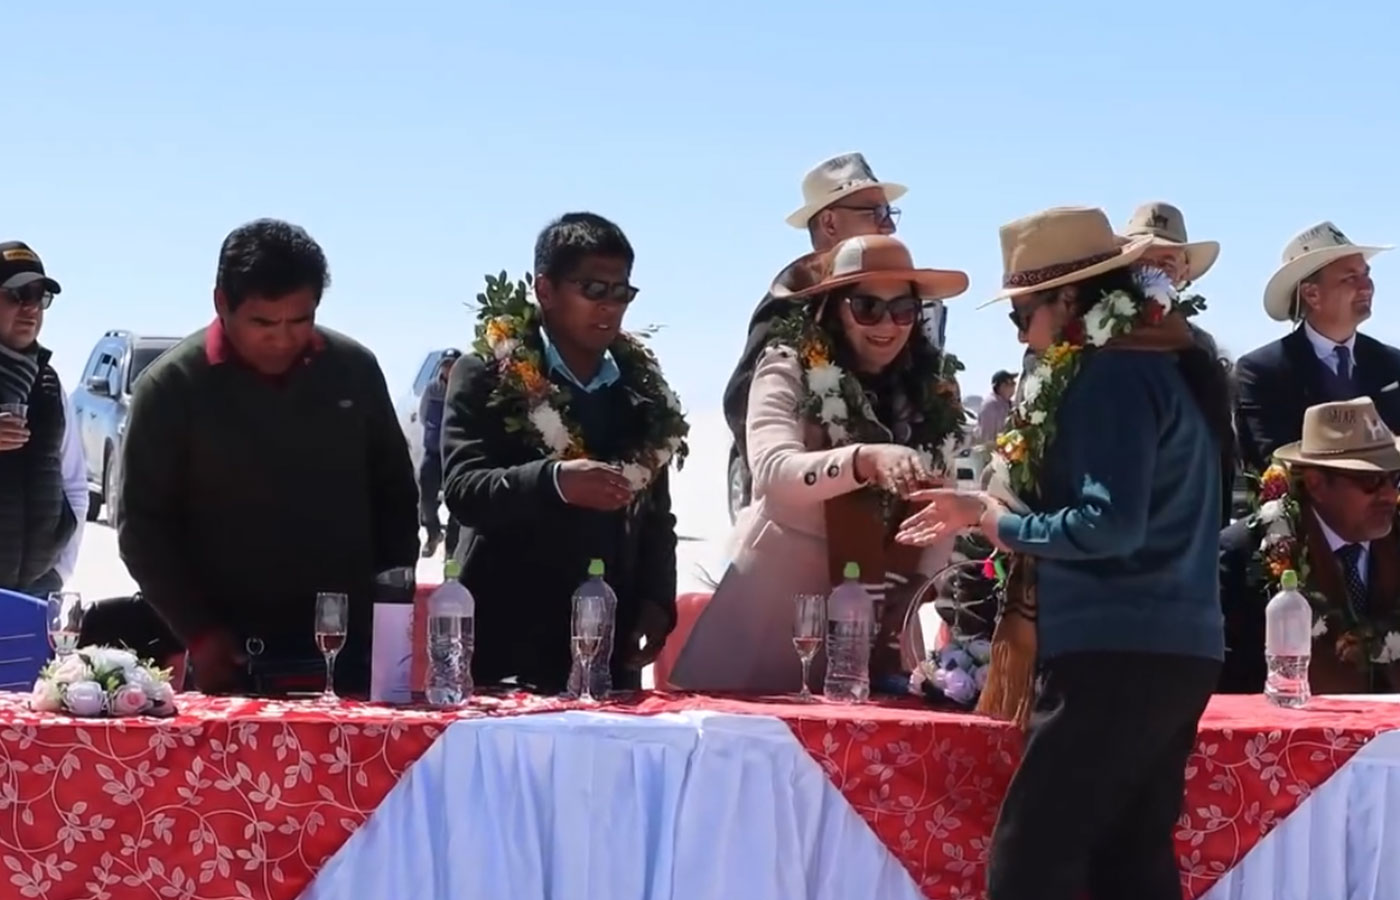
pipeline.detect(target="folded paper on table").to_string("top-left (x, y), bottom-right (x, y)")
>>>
top-left (370, 603), bottom-right (414, 704)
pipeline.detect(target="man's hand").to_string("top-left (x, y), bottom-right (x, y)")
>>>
top-left (624, 604), bottom-right (671, 670)
top-left (187, 631), bottom-right (247, 694)
top-left (0, 414), bottom-right (29, 452)
top-left (556, 460), bottom-right (634, 511)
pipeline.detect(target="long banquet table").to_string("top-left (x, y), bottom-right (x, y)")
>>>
top-left (0, 690), bottom-right (1396, 899)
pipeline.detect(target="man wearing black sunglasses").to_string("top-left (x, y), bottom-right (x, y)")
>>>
top-left (0, 241), bottom-right (86, 597)
top-left (1219, 397), bottom-right (1400, 695)
top-left (722, 152), bottom-right (908, 517)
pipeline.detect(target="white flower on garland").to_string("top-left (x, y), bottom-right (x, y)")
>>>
top-left (528, 405), bottom-right (572, 455)
top-left (493, 337), bottom-right (520, 361)
top-left (1258, 499), bottom-right (1286, 523)
top-left (1136, 266), bottom-right (1178, 308)
top-left (1020, 371), bottom-right (1044, 406)
top-left (621, 462), bottom-right (651, 492)
top-left (1312, 618), bottom-right (1329, 639)
top-left (807, 364), bottom-right (843, 396)
top-left (819, 394), bottom-right (847, 425)
top-left (1373, 631), bottom-right (1400, 664)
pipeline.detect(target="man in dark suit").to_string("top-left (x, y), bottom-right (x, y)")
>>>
top-left (1235, 221), bottom-right (1397, 473)
top-left (1219, 398), bottom-right (1400, 695)
top-left (722, 153), bottom-right (908, 512)
top-left (441, 212), bottom-right (679, 693)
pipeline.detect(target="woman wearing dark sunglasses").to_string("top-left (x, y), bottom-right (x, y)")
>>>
top-left (670, 235), bottom-right (968, 694)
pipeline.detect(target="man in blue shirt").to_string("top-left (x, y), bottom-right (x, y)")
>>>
top-left (418, 350), bottom-right (460, 558)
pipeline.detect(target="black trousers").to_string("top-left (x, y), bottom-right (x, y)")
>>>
top-left (418, 449), bottom-right (459, 551)
top-left (987, 651), bottom-right (1219, 900)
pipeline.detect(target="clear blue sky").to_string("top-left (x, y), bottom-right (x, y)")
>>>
top-left (9, 1), bottom-right (1398, 417)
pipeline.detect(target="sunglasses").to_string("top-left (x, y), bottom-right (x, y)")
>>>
top-left (570, 279), bottom-right (639, 304)
top-left (830, 203), bottom-right (901, 225)
top-left (1, 283), bottom-right (54, 310)
top-left (1007, 292), bottom-right (1063, 330)
top-left (846, 294), bottom-right (921, 327)
top-left (1330, 469), bottom-right (1400, 494)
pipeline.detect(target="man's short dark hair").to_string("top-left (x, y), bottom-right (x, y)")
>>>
top-left (992, 370), bottom-right (1016, 390)
top-left (216, 219), bottom-right (331, 312)
top-left (533, 212), bottom-right (634, 282)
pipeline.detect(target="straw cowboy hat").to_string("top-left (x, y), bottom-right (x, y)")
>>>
top-left (785, 152), bottom-right (907, 228)
top-left (1275, 397), bottom-right (1400, 472)
top-left (770, 235), bottom-right (968, 302)
top-left (1263, 221), bottom-right (1392, 322)
top-left (981, 206), bottom-right (1154, 307)
top-left (1121, 201), bottom-right (1220, 285)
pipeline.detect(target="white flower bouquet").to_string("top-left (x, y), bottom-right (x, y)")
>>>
top-left (909, 636), bottom-right (993, 708)
top-left (29, 647), bottom-right (177, 718)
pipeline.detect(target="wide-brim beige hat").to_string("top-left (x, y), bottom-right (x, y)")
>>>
top-left (1121, 201), bottom-right (1220, 285)
top-left (771, 235), bottom-right (968, 302)
top-left (1263, 221), bottom-right (1392, 322)
top-left (1275, 397), bottom-right (1400, 472)
top-left (785, 152), bottom-right (907, 228)
top-left (980, 206), bottom-right (1154, 307)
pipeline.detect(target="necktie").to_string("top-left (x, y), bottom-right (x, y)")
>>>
top-left (1337, 543), bottom-right (1368, 616)
top-left (1335, 345), bottom-right (1353, 383)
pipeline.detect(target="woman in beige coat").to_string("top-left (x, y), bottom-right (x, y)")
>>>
top-left (670, 235), bottom-right (970, 693)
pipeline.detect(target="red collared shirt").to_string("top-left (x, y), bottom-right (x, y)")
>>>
top-left (204, 318), bottom-right (326, 382)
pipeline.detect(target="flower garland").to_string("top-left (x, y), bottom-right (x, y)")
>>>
top-left (471, 271), bottom-right (689, 491)
top-left (30, 647), bottom-right (177, 718)
top-left (995, 267), bottom-right (1206, 497)
top-left (766, 309), bottom-right (966, 478)
top-left (1248, 464), bottom-right (1400, 666)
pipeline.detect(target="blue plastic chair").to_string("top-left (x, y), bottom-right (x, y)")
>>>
top-left (0, 589), bottom-right (50, 690)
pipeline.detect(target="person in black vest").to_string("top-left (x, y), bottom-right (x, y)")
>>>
top-left (722, 153), bottom-right (908, 512)
top-left (1235, 221), bottom-right (1398, 473)
top-left (441, 212), bottom-right (682, 693)
top-left (116, 219), bottom-right (419, 695)
top-left (0, 241), bottom-right (83, 597)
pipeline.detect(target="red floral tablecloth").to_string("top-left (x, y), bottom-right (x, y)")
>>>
top-left (0, 692), bottom-right (1395, 900)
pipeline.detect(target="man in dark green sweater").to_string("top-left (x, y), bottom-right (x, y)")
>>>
top-left (116, 219), bottom-right (419, 695)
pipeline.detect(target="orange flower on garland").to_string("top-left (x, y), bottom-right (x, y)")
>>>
top-left (1258, 464), bottom-right (1290, 502)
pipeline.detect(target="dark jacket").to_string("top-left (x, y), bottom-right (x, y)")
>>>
top-left (723, 291), bottom-right (801, 462)
top-left (993, 349), bottom-right (1225, 662)
top-left (419, 378), bottom-right (447, 458)
top-left (441, 350), bottom-right (678, 693)
top-left (117, 327), bottom-right (420, 675)
top-left (0, 349), bottom-right (76, 593)
top-left (1235, 328), bottom-right (1400, 472)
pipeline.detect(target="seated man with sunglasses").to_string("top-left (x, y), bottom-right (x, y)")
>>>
top-left (440, 212), bottom-right (681, 694)
top-left (0, 241), bottom-right (86, 597)
top-left (1218, 397), bottom-right (1400, 694)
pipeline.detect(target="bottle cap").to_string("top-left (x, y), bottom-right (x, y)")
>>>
top-left (843, 561), bottom-right (860, 580)
top-left (588, 558), bottom-right (605, 577)
top-left (444, 559), bottom-right (462, 579)
top-left (1280, 569), bottom-right (1298, 590)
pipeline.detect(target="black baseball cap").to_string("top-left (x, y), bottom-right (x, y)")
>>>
top-left (0, 241), bottom-right (62, 295)
top-left (992, 370), bottom-right (1016, 388)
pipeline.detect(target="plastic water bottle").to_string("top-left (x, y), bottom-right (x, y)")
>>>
top-left (824, 561), bottom-right (873, 703)
top-left (568, 559), bottom-right (618, 697)
top-left (1265, 569), bottom-right (1312, 709)
top-left (425, 560), bottom-right (474, 707)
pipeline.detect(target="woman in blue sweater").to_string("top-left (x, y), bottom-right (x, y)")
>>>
top-left (896, 207), bottom-right (1233, 900)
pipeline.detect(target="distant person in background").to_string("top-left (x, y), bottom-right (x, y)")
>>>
top-left (1235, 221), bottom-right (1397, 472)
top-left (0, 241), bottom-right (86, 597)
top-left (418, 350), bottom-right (461, 558)
top-left (722, 153), bottom-right (908, 498)
top-left (971, 370), bottom-right (1016, 478)
top-left (441, 212), bottom-right (680, 694)
top-left (117, 219), bottom-right (419, 695)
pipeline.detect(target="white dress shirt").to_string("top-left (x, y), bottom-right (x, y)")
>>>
top-left (1314, 511), bottom-right (1368, 588)
top-left (54, 390), bottom-right (88, 584)
top-left (1303, 321), bottom-right (1357, 377)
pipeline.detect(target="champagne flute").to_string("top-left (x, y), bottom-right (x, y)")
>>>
top-left (46, 592), bottom-right (83, 659)
top-left (793, 593), bottom-right (825, 702)
top-left (314, 592), bottom-right (349, 703)
top-left (571, 592), bottom-right (606, 704)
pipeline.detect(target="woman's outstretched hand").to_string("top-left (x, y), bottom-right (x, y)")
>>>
top-left (896, 489), bottom-right (1009, 548)
top-left (853, 444), bottom-right (937, 497)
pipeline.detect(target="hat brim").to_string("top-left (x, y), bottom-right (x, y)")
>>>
top-left (778, 266), bottom-right (969, 304)
top-left (977, 235), bottom-right (1156, 309)
top-left (1263, 244), bottom-right (1391, 322)
top-left (785, 182), bottom-right (908, 228)
top-left (0, 271), bottom-right (61, 294)
top-left (1274, 436), bottom-right (1400, 472)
